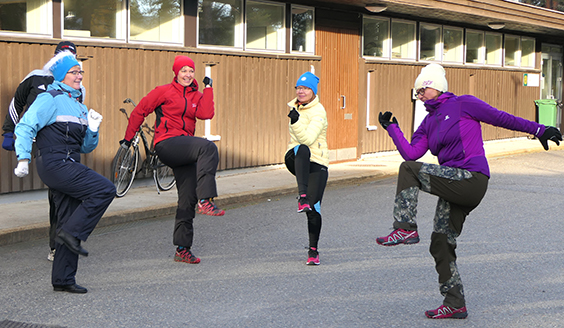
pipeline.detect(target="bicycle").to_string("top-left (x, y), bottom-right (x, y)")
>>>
top-left (111, 98), bottom-right (176, 197)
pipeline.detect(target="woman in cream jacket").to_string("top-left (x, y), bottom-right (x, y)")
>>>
top-left (284, 72), bottom-right (328, 265)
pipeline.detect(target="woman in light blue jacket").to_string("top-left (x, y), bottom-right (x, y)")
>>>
top-left (14, 51), bottom-right (115, 294)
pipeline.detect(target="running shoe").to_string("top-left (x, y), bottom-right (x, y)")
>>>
top-left (425, 304), bottom-right (468, 319)
top-left (197, 199), bottom-right (225, 216)
top-left (297, 195), bottom-right (311, 213)
top-left (174, 248), bottom-right (201, 264)
top-left (306, 247), bottom-right (320, 265)
top-left (376, 228), bottom-right (420, 246)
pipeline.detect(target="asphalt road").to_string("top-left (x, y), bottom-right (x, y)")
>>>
top-left (2, 150), bottom-right (564, 328)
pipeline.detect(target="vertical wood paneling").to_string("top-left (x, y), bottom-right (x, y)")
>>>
top-left (0, 40), bottom-right (542, 194)
top-left (0, 42), bottom-right (314, 193)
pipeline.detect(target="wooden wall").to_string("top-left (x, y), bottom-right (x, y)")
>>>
top-left (0, 41), bottom-right (319, 193)
top-left (0, 40), bottom-right (543, 194)
top-left (358, 62), bottom-right (541, 155)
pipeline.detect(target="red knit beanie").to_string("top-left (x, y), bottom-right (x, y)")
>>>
top-left (173, 56), bottom-right (195, 76)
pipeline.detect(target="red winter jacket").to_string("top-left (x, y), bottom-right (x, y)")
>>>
top-left (124, 78), bottom-right (214, 146)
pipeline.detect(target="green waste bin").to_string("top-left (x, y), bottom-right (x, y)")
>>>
top-left (534, 99), bottom-right (558, 127)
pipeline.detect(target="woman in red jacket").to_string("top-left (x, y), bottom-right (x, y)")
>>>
top-left (121, 55), bottom-right (224, 264)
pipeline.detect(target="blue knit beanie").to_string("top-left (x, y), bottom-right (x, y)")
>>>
top-left (44, 51), bottom-right (80, 82)
top-left (296, 72), bottom-right (319, 95)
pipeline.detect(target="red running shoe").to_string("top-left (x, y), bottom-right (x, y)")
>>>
top-left (174, 248), bottom-right (201, 264)
top-left (376, 228), bottom-right (420, 246)
top-left (306, 247), bottom-right (320, 265)
top-left (425, 305), bottom-right (468, 319)
top-left (297, 195), bottom-right (311, 213)
top-left (197, 199), bottom-right (225, 216)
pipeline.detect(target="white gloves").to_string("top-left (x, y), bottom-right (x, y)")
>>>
top-left (14, 161), bottom-right (29, 178)
top-left (88, 109), bottom-right (103, 132)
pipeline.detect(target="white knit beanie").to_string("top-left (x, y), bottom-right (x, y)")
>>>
top-left (414, 63), bottom-right (448, 93)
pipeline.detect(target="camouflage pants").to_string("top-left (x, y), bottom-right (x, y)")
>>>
top-left (393, 161), bottom-right (488, 308)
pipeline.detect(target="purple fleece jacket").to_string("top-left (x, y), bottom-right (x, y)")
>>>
top-left (387, 92), bottom-right (545, 178)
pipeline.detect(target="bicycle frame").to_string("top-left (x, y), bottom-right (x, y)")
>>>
top-left (118, 98), bottom-right (175, 195)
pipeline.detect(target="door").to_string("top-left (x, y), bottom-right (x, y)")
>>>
top-left (317, 26), bottom-right (359, 161)
top-left (541, 44), bottom-right (563, 128)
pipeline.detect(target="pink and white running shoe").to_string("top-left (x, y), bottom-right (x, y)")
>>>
top-left (425, 305), bottom-right (468, 319)
top-left (376, 228), bottom-right (420, 246)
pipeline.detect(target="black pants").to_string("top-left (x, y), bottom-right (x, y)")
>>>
top-left (394, 161), bottom-right (488, 308)
top-left (155, 136), bottom-right (220, 248)
top-left (36, 151), bottom-right (115, 286)
top-left (285, 145), bottom-right (328, 249)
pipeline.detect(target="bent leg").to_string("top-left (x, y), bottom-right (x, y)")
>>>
top-left (156, 136), bottom-right (219, 200)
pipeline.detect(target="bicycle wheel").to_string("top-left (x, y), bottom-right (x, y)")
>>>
top-left (111, 146), bottom-right (140, 197)
top-left (154, 156), bottom-right (176, 191)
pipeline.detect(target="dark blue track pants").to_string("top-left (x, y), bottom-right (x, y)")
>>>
top-left (36, 151), bottom-right (115, 286)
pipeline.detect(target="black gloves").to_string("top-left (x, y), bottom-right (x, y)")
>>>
top-left (119, 139), bottom-right (131, 149)
top-left (288, 108), bottom-right (299, 124)
top-left (203, 77), bottom-right (212, 87)
top-left (378, 111), bottom-right (398, 130)
top-left (538, 126), bottom-right (562, 150)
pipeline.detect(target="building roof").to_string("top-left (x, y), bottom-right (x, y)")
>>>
top-left (312, 0), bottom-right (564, 39)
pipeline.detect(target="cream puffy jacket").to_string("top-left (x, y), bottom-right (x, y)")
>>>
top-left (287, 95), bottom-right (329, 167)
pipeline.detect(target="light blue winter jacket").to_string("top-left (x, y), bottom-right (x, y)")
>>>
top-left (14, 81), bottom-right (97, 162)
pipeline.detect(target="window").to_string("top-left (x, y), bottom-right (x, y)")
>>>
top-left (466, 30), bottom-right (484, 64)
top-left (443, 27), bottom-right (463, 63)
top-left (246, 1), bottom-right (285, 51)
top-left (291, 5), bottom-right (314, 53)
top-left (0, 0), bottom-right (50, 35)
top-left (419, 23), bottom-right (441, 61)
top-left (363, 16), bottom-right (389, 58)
top-left (130, 0), bottom-right (182, 44)
top-left (391, 20), bottom-right (416, 59)
top-left (198, 0), bottom-right (243, 48)
top-left (63, 0), bottom-right (125, 39)
top-left (504, 35), bottom-right (520, 67)
top-left (521, 37), bottom-right (535, 68)
top-left (485, 32), bottom-right (502, 65)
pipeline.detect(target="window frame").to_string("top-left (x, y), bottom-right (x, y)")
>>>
top-left (390, 18), bottom-right (417, 61)
top-left (290, 4), bottom-right (315, 54)
top-left (503, 34), bottom-right (520, 67)
top-left (419, 22), bottom-right (442, 62)
top-left (465, 29), bottom-right (485, 65)
top-left (127, 0), bottom-right (184, 46)
top-left (245, 0), bottom-right (286, 53)
top-left (485, 31), bottom-right (503, 66)
top-left (0, 0), bottom-right (53, 37)
top-left (362, 15), bottom-right (391, 59)
top-left (197, 0), bottom-right (244, 50)
top-left (521, 37), bottom-right (536, 68)
top-left (62, 0), bottom-right (127, 42)
top-left (442, 25), bottom-right (464, 64)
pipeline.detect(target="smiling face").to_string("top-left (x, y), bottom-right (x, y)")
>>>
top-left (177, 66), bottom-right (195, 87)
top-left (62, 65), bottom-right (83, 90)
top-left (296, 86), bottom-right (315, 103)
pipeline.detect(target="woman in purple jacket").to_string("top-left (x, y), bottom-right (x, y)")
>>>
top-left (376, 63), bottom-right (562, 319)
